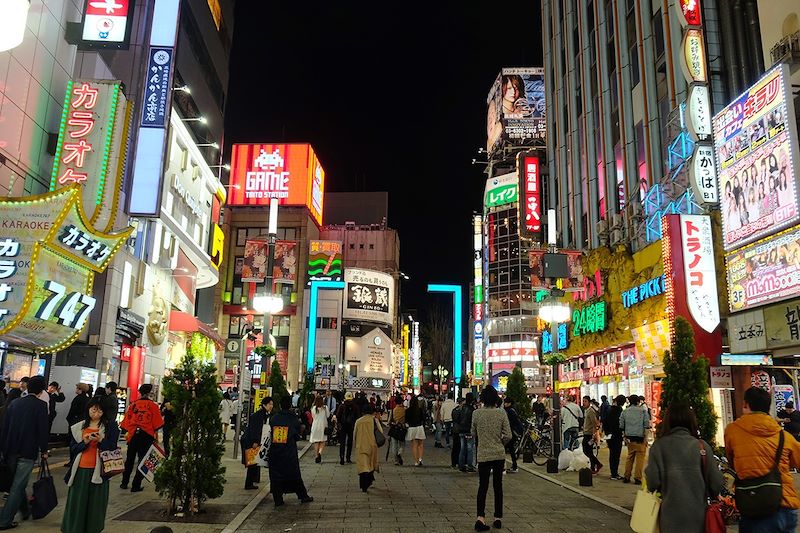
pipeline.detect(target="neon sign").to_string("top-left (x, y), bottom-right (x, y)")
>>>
top-left (622, 275), bottom-right (665, 308)
top-left (572, 301), bottom-right (607, 337)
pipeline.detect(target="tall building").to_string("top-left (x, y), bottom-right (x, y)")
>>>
top-left (0, 1), bottom-right (235, 408)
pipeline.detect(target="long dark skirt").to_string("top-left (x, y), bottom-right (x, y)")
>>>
top-left (359, 471), bottom-right (375, 491)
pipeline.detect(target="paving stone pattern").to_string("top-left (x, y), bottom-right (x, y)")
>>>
top-left (237, 438), bottom-right (631, 533)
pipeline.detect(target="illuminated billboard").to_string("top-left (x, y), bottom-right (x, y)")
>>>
top-left (229, 143), bottom-right (325, 226)
top-left (484, 172), bottom-right (518, 208)
top-left (80, 0), bottom-right (135, 49)
top-left (343, 269), bottom-right (395, 326)
top-left (518, 152), bottom-right (542, 238)
top-left (307, 240), bottom-right (343, 285)
top-left (486, 68), bottom-right (546, 153)
top-left (713, 64), bottom-right (800, 251)
top-left (725, 225), bottom-right (800, 312)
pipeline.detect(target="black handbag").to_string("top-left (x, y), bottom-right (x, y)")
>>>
top-left (735, 431), bottom-right (785, 518)
top-left (31, 458), bottom-right (58, 519)
top-left (374, 421), bottom-right (386, 448)
top-left (0, 457), bottom-right (12, 493)
top-left (388, 423), bottom-right (407, 441)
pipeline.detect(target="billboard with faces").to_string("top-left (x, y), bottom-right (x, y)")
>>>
top-left (486, 68), bottom-right (546, 154)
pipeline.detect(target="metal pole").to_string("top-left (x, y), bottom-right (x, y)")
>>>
top-left (550, 318), bottom-right (561, 456)
top-left (233, 344), bottom-right (246, 459)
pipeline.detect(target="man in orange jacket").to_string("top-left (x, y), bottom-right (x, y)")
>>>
top-left (120, 384), bottom-right (164, 492)
top-left (725, 386), bottom-right (800, 532)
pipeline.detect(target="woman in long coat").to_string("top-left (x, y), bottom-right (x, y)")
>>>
top-left (353, 403), bottom-right (379, 492)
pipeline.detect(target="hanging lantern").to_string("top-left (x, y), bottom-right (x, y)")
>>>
top-left (0, 0), bottom-right (30, 52)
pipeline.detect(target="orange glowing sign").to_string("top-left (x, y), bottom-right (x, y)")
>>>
top-left (228, 143), bottom-right (325, 226)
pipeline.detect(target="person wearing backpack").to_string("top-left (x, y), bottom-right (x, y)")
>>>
top-left (450, 397), bottom-right (464, 468)
top-left (335, 392), bottom-right (360, 465)
top-left (726, 386), bottom-right (800, 532)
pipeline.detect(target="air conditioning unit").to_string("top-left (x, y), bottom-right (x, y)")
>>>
top-left (610, 228), bottom-right (624, 246)
top-left (611, 213), bottom-right (624, 229)
top-left (630, 202), bottom-right (644, 221)
top-left (596, 219), bottom-right (609, 237)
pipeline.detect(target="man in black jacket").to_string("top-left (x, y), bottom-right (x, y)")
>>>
top-left (241, 396), bottom-right (273, 490)
top-left (268, 396), bottom-right (313, 507)
top-left (603, 394), bottom-right (626, 480)
top-left (0, 376), bottom-right (48, 529)
top-left (66, 383), bottom-right (91, 427)
top-left (503, 398), bottom-right (525, 473)
top-left (335, 392), bottom-right (360, 465)
top-left (458, 393), bottom-right (476, 472)
top-left (47, 381), bottom-right (66, 430)
top-left (450, 398), bottom-right (464, 468)
top-left (102, 381), bottom-right (119, 423)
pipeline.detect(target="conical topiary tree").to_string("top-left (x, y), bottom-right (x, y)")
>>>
top-left (156, 340), bottom-right (225, 515)
top-left (299, 370), bottom-right (315, 409)
top-left (659, 316), bottom-right (718, 444)
top-left (267, 359), bottom-right (289, 409)
top-left (506, 365), bottom-right (532, 421)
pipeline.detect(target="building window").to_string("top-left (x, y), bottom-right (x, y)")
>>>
top-left (349, 243), bottom-right (355, 249)
top-left (359, 244), bottom-right (364, 249)
top-left (635, 121), bottom-right (647, 199)
top-left (653, 10), bottom-right (665, 59)
top-left (369, 244), bottom-right (374, 250)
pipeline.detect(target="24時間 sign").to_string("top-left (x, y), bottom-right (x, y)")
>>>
top-left (713, 64), bottom-right (800, 251)
top-left (725, 225), bottom-right (800, 312)
top-left (343, 269), bottom-right (395, 327)
top-left (519, 153), bottom-right (541, 238)
top-left (228, 144), bottom-right (325, 226)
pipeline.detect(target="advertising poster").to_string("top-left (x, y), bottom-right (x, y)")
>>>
top-left (241, 240), bottom-right (267, 283)
top-left (307, 240), bottom-right (343, 285)
top-left (137, 443), bottom-right (166, 483)
top-left (343, 269), bottom-right (395, 326)
top-left (486, 68), bottom-right (546, 153)
top-left (725, 225), bottom-right (800, 312)
top-left (713, 64), bottom-right (800, 250)
top-left (272, 241), bottom-right (298, 286)
top-left (774, 384), bottom-right (796, 413)
top-left (228, 144), bottom-right (326, 225)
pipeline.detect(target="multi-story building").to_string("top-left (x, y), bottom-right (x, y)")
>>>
top-left (0, 1), bottom-right (234, 407)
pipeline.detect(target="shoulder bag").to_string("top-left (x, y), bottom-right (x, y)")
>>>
top-left (699, 441), bottom-right (725, 533)
top-left (374, 420), bottom-right (386, 448)
top-left (99, 448), bottom-right (125, 479)
top-left (31, 458), bottom-right (57, 519)
top-left (734, 430), bottom-right (785, 518)
top-left (630, 488), bottom-right (661, 533)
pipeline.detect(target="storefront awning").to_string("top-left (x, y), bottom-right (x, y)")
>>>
top-left (168, 311), bottom-right (224, 348)
top-left (556, 380), bottom-right (582, 391)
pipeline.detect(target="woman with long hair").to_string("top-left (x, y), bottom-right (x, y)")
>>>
top-left (219, 391), bottom-right (235, 440)
top-left (471, 386), bottom-right (511, 531)
top-left (61, 396), bottom-right (120, 533)
top-left (644, 402), bottom-right (723, 533)
top-left (309, 396), bottom-right (329, 463)
top-left (404, 394), bottom-right (426, 466)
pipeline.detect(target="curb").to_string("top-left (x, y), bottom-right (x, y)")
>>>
top-left (220, 441), bottom-right (313, 533)
top-left (514, 461), bottom-right (633, 517)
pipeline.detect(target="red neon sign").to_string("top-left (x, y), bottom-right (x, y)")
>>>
top-left (679, 0), bottom-right (702, 26)
top-left (57, 83), bottom-right (101, 186)
top-left (523, 155), bottom-right (541, 233)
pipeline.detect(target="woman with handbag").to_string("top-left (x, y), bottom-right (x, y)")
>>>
top-left (353, 403), bottom-right (380, 492)
top-left (388, 393), bottom-right (406, 465)
top-left (62, 396), bottom-right (120, 533)
top-left (309, 396), bottom-right (330, 463)
top-left (643, 401), bottom-right (724, 533)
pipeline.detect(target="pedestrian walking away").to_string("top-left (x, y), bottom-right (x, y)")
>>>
top-left (503, 397), bottom-right (524, 473)
top-left (309, 396), bottom-right (330, 463)
top-left (560, 395), bottom-right (582, 451)
top-left (459, 393), bottom-right (477, 472)
top-left (441, 393), bottom-right (457, 448)
top-left (726, 387), bottom-right (800, 532)
top-left (404, 394), bottom-right (426, 466)
top-left (66, 383), bottom-right (91, 428)
top-left (603, 395), bottom-right (625, 480)
top-left (160, 401), bottom-right (176, 456)
top-left (581, 395), bottom-right (602, 473)
top-left (119, 384), bottom-right (164, 493)
top-left (102, 381), bottom-right (119, 424)
top-left (619, 394), bottom-right (649, 484)
top-left (451, 397), bottom-right (465, 469)
top-left (353, 402), bottom-right (379, 492)
top-left (241, 396), bottom-right (273, 490)
top-left (268, 396), bottom-right (313, 507)
top-left (219, 392), bottom-right (235, 440)
top-left (433, 396), bottom-right (445, 447)
top-left (0, 375), bottom-right (49, 530)
top-left (471, 386), bottom-right (511, 531)
top-left (61, 396), bottom-right (121, 533)
top-left (387, 393), bottom-right (406, 465)
top-left (336, 392), bottom-right (360, 465)
top-left (644, 401), bottom-right (723, 533)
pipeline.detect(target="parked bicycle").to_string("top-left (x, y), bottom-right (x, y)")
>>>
top-left (516, 419), bottom-right (552, 466)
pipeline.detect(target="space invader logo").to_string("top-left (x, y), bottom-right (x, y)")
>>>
top-left (254, 149), bottom-right (284, 171)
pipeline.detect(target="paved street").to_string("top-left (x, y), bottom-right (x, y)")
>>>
top-left (238, 437), bottom-right (630, 533)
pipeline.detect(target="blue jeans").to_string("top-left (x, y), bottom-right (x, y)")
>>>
top-left (443, 421), bottom-right (452, 445)
top-left (563, 428), bottom-right (579, 450)
top-left (459, 434), bottom-right (475, 470)
top-left (435, 421), bottom-right (443, 444)
top-left (0, 457), bottom-right (33, 527)
top-left (739, 507), bottom-right (798, 533)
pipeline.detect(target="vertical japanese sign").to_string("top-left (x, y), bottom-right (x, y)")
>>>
top-left (680, 215), bottom-right (719, 332)
top-left (689, 145), bottom-right (718, 204)
top-left (140, 47), bottom-right (173, 128)
top-left (519, 152), bottom-right (542, 239)
top-left (126, 0), bottom-right (181, 217)
top-left (49, 80), bottom-right (130, 232)
top-left (473, 215), bottom-right (483, 373)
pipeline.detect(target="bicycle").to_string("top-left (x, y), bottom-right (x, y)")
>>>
top-left (516, 419), bottom-right (552, 466)
top-left (715, 454), bottom-right (740, 525)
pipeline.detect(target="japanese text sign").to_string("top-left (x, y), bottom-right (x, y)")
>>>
top-left (709, 366), bottom-right (733, 388)
top-left (713, 64), bottom-right (800, 250)
top-left (307, 240), bottom-right (343, 285)
top-left (229, 144), bottom-right (326, 226)
top-left (674, 0), bottom-right (702, 27)
top-left (141, 47), bottom-right (173, 128)
top-left (680, 215), bottom-right (720, 332)
top-left (681, 29), bottom-right (707, 83)
top-left (519, 153), bottom-right (542, 237)
top-left (80, 0), bottom-right (134, 48)
top-left (49, 79), bottom-right (129, 232)
top-left (484, 172), bottom-right (518, 208)
top-left (689, 145), bottom-right (718, 204)
top-left (343, 268), bottom-right (395, 326)
top-left (572, 301), bottom-right (607, 337)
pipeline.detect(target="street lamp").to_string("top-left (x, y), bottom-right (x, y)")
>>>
top-left (433, 365), bottom-right (449, 395)
top-left (0, 0), bottom-right (29, 52)
top-left (196, 142), bottom-right (219, 149)
top-left (182, 116), bottom-right (207, 124)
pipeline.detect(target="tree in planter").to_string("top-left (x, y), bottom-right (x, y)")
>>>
top-left (267, 359), bottom-right (289, 409)
top-left (155, 334), bottom-right (225, 515)
top-left (659, 316), bottom-right (718, 444)
top-left (506, 366), bottom-right (532, 422)
top-left (299, 370), bottom-right (315, 410)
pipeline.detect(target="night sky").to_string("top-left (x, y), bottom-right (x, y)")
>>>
top-left (225, 0), bottom-right (543, 313)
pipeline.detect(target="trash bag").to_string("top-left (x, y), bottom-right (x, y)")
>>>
top-left (568, 450), bottom-right (591, 472)
top-left (557, 449), bottom-right (573, 470)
